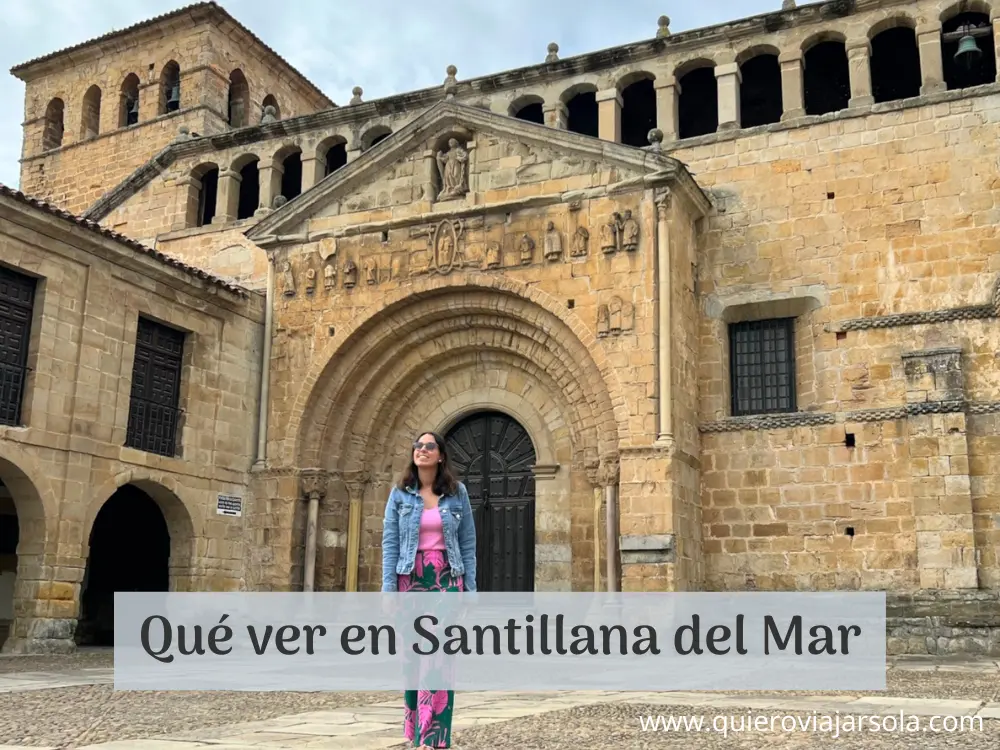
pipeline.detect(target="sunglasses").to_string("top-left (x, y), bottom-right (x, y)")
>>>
top-left (413, 441), bottom-right (438, 451)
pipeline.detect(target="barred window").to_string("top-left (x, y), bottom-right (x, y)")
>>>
top-left (125, 316), bottom-right (185, 456)
top-left (729, 318), bottom-right (796, 416)
top-left (0, 265), bottom-right (37, 427)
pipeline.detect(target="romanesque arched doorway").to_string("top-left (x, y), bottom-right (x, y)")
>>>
top-left (76, 484), bottom-right (171, 645)
top-left (445, 410), bottom-right (536, 592)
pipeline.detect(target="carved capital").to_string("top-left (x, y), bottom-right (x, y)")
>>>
top-left (597, 457), bottom-right (620, 487)
top-left (300, 469), bottom-right (328, 500)
top-left (344, 469), bottom-right (372, 497)
top-left (655, 188), bottom-right (672, 218)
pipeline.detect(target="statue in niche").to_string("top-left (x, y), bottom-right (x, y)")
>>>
top-left (435, 138), bottom-right (469, 200)
top-left (483, 242), bottom-right (501, 269)
top-left (609, 297), bottom-right (622, 333)
top-left (281, 261), bottom-right (295, 296)
top-left (571, 226), bottom-right (589, 257)
top-left (620, 209), bottom-right (639, 252)
top-left (343, 259), bottom-right (358, 288)
top-left (323, 260), bottom-right (336, 289)
top-left (365, 258), bottom-right (378, 285)
top-left (518, 234), bottom-right (535, 265)
top-left (622, 300), bottom-right (635, 332)
top-left (543, 221), bottom-right (562, 261)
top-left (304, 266), bottom-right (316, 293)
top-left (597, 305), bottom-right (610, 337)
top-left (600, 216), bottom-right (618, 254)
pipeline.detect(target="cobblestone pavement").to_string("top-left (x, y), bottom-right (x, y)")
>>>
top-left (0, 652), bottom-right (996, 748)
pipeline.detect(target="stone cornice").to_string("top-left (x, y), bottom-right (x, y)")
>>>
top-left (700, 400), bottom-right (1000, 433)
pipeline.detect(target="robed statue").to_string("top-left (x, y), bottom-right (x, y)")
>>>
top-left (436, 138), bottom-right (469, 200)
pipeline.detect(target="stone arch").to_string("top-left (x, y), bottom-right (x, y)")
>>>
top-left (80, 84), bottom-right (101, 140)
top-left (83, 471), bottom-right (198, 589)
top-left (617, 71), bottom-right (657, 147)
top-left (868, 16), bottom-right (921, 103)
top-left (231, 152), bottom-right (261, 220)
top-left (361, 124), bottom-right (392, 150)
top-left (737, 46), bottom-right (783, 128)
top-left (940, 0), bottom-right (992, 22)
top-left (42, 98), bottom-right (64, 151)
top-left (673, 59), bottom-right (717, 139)
top-left (119, 73), bottom-right (140, 127)
top-left (160, 60), bottom-right (181, 114)
top-left (287, 274), bottom-right (625, 472)
top-left (508, 94), bottom-right (545, 123)
top-left (271, 143), bottom-right (303, 202)
top-left (0, 444), bottom-right (57, 654)
top-left (316, 134), bottom-right (348, 176)
top-left (228, 69), bottom-right (250, 127)
top-left (559, 82), bottom-right (599, 137)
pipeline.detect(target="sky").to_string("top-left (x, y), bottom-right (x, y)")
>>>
top-left (0, 0), bottom-right (784, 191)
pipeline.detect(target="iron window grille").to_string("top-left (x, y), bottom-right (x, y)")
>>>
top-left (729, 317), bottom-right (797, 417)
top-left (125, 316), bottom-right (185, 457)
top-left (0, 265), bottom-right (37, 427)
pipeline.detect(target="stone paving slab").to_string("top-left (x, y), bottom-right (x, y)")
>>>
top-left (0, 668), bottom-right (114, 693)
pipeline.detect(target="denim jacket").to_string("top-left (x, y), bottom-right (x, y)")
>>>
top-left (381, 481), bottom-right (477, 592)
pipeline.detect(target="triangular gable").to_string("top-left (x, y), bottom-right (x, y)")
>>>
top-left (245, 100), bottom-right (709, 243)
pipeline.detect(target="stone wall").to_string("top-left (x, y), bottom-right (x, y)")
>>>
top-left (0, 191), bottom-right (264, 652)
top-left (694, 89), bottom-right (1000, 592)
top-left (887, 590), bottom-right (1000, 656)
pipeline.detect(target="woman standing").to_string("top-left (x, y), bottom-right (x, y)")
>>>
top-left (382, 431), bottom-right (477, 750)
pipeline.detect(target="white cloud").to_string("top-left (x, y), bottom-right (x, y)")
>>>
top-left (0, 0), bottom-right (780, 195)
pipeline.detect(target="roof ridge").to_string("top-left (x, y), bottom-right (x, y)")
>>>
top-left (0, 183), bottom-right (250, 297)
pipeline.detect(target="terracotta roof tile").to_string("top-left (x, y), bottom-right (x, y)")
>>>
top-left (0, 183), bottom-right (250, 297)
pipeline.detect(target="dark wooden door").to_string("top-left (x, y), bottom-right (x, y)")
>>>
top-left (0, 265), bottom-right (36, 427)
top-left (445, 411), bottom-right (536, 591)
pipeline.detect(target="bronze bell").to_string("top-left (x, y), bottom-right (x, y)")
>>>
top-left (954, 33), bottom-right (982, 67)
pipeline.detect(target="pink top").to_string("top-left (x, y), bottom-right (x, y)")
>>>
top-left (417, 507), bottom-right (446, 551)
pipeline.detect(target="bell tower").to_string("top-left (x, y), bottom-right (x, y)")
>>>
top-left (9, 2), bottom-right (333, 215)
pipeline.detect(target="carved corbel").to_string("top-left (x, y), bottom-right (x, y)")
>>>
top-left (597, 456), bottom-right (620, 488)
top-left (655, 187), bottom-right (672, 219)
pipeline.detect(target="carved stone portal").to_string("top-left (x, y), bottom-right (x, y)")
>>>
top-left (435, 138), bottom-right (469, 201)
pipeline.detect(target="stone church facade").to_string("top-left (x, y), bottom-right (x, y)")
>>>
top-left (1, 0), bottom-right (999, 653)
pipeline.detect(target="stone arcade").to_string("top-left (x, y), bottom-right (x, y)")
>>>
top-left (0, 0), bottom-right (998, 655)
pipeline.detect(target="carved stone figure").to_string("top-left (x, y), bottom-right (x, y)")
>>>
top-left (435, 138), bottom-right (469, 200)
top-left (483, 242), bottom-right (501, 269)
top-left (622, 301), bottom-right (635, 332)
top-left (518, 234), bottom-right (535, 265)
top-left (609, 297), bottom-right (622, 333)
top-left (323, 261), bottom-right (336, 289)
top-left (600, 217), bottom-right (618, 254)
top-left (304, 267), bottom-right (316, 293)
top-left (571, 226), bottom-right (589, 257)
top-left (597, 305), bottom-right (610, 337)
top-left (365, 258), bottom-right (378, 285)
top-left (281, 261), bottom-right (295, 296)
top-left (343, 259), bottom-right (358, 288)
top-left (621, 209), bottom-right (639, 252)
top-left (543, 221), bottom-right (562, 261)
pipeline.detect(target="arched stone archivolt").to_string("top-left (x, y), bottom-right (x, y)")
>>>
top-left (286, 274), bottom-right (627, 470)
top-left (322, 321), bottom-right (602, 473)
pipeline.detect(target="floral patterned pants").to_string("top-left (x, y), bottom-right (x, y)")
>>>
top-left (399, 549), bottom-right (463, 748)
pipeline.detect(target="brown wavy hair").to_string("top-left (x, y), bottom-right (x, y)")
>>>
top-left (396, 430), bottom-right (460, 496)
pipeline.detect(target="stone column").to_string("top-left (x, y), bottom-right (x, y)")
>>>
top-left (779, 52), bottom-right (806, 119)
top-left (586, 457), bottom-right (620, 592)
top-left (596, 88), bottom-right (622, 143)
top-left (255, 163), bottom-right (283, 217)
top-left (847, 39), bottom-right (874, 108)
top-left (347, 146), bottom-right (363, 163)
top-left (653, 76), bottom-right (679, 141)
top-left (715, 61), bottom-right (742, 130)
top-left (212, 169), bottom-right (240, 225)
top-left (300, 471), bottom-right (327, 592)
top-left (994, 12), bottom-right (1000, 83)
top-left (344, 470), bottom-right (370, 592)
top-left (655, 189), bottom-right (673, 442)
top-left (543, 101), bottom-right (568, 129)
top-left (301, 156), bottom-right (325, 191)
top-left (902, 347), bottom-right (978, 590)
top-left (173, 175), bottom-right (200, 231)
top-left (916, 23), bottom-right (946, 95)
